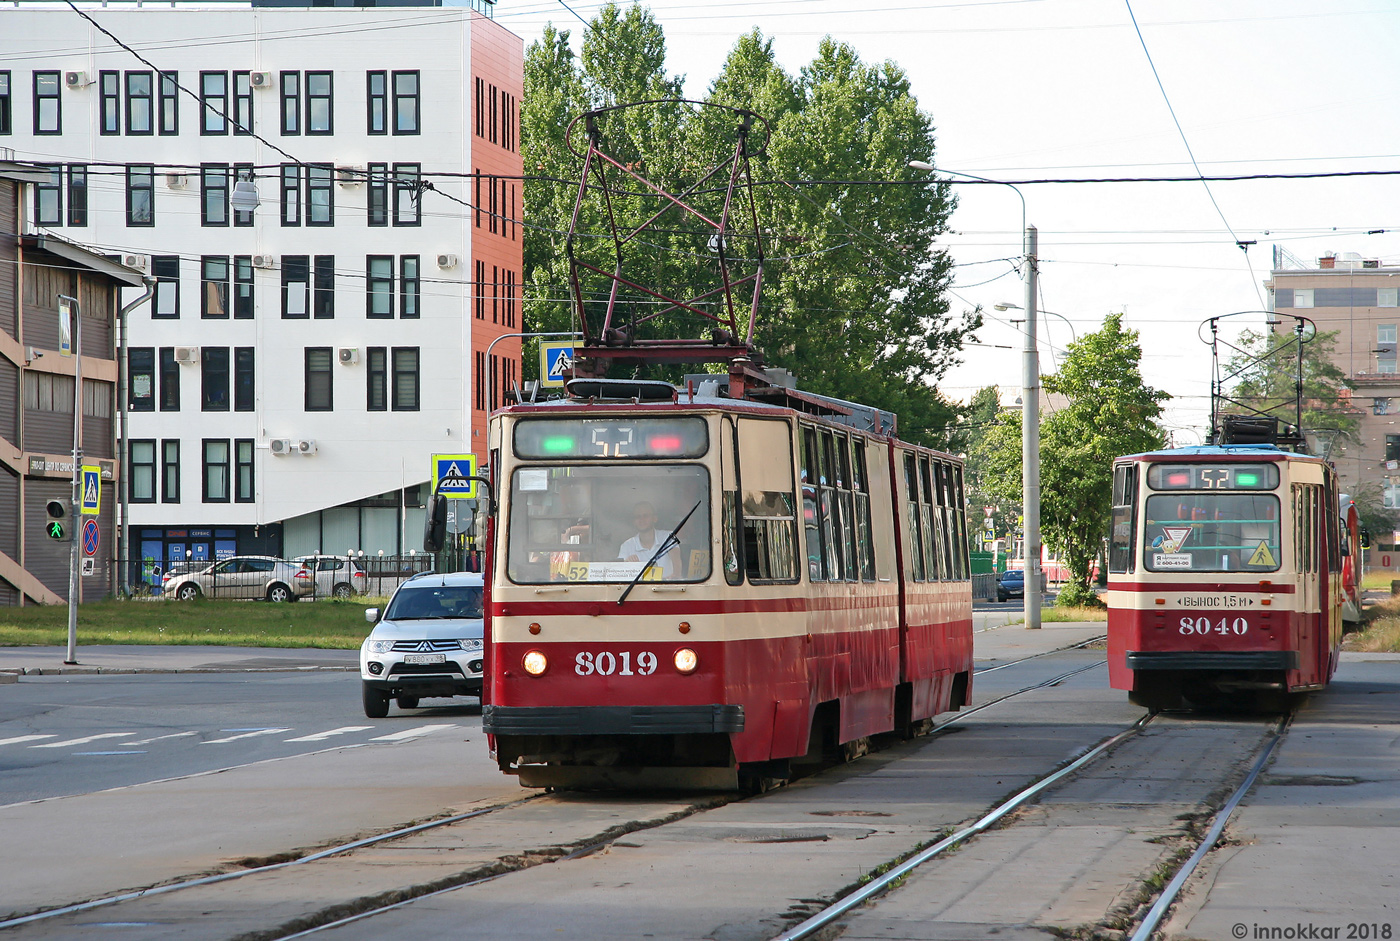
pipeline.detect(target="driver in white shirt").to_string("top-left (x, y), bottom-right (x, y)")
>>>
top-left (617, 501), bottom-right (679, 578)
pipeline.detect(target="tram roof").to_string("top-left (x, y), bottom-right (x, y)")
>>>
top-left (1117, 444), bottom-right (1319, 462)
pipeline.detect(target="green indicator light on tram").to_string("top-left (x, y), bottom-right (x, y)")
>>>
top-left (1236, 473), bottom-right (1259, 486)
top-left (541, 436), bottom-right (576, 454)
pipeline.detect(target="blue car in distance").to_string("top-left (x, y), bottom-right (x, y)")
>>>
top-left (997, 569), bottom-right (1025, 602)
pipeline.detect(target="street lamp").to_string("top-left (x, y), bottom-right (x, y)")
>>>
top-left (994, 302), bottom-right (1079, 342)
top-left (909, 160), bottom-right (1041, 628)
top-left (230, 179), bottom-right (261, 213)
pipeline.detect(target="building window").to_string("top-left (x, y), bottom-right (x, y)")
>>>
top-left (161, 440), bottom-right (180, 503)
top-left (235, 439), bottom-right (255, 503)
top-left (400, 256), bottom-right (419, 319)
top-left (281, 164), bottom-right (301, 226)
top-left (159, 71), bottom-right (178, 135)
top-left (100, 71), bottom-right (120, 135)
top-left (67, 165), bottom-right (87, 226)
top-left (33, 71), bottom-right (61, 135)
top-left (130, 440), bottom-right (157, 503)
top-left (474, 77), bottom-right (484, 138)
top-left (280, 71), bottom-right (300, 135)
top-left (234, 256), bottom-right (254, 319)
top-left (152, 255), bottom-right (180, 318)
top-left (201, 164), bottom-right (229, 226)
top-left (82, 379), bottom-right (112, 420)
top-left (202, 347), bottom-right (230, 411)
top-left (305, 347), bottom-right (333, 411)
top-left (233, 71), bottom-right (252, 135)
top-left (23, 372), bottom-right (74, 413)
top-left (127, 164), bottom-right (155, 226)
top-left (314, 255), bottom-right (335, 319)
top-left (129, 348), bottom-right (155, 411)
top-left (505, 269), bottom-right (516, 327)
top-left (1381, 288), bottom-right (1399, 309)
top-left (233, 164), bottom-right (255, 227)
top-left (235, 347), bottom-right (255, 411)
top-left (1379, 324), bottom-right (1397, 374)
top-left (393, 70), bottom-right (419, 134)
top-left (202, 256), bottom-right (230, 318)
top-left (1387, 435), bottom-right (1400, 463)
top-left (126, 71), bottom-right (153, 134)
top-left (282, 255), bottom-right (310, 318)
top-left (1293, 288), bottom-right (1314, 309)
top-left (367, 255), bottom-right (394, 318)
top-left (367, 162), bottom-right (388, 226)
top-left (392, 347), bottom-right (419, 411)
top-left (367, 347), bottom-right (387, 411)
top-left (203, 439), bottom-right (230, 503)
top-left (1379, 324), bottom-right (1397, 344)
top-left (200, 71), bottom-right (227, 135)
top-left (306, 71), bottom-right (332, 134)
top-left (0, 71), bottom-right (10, 135)
top-left (474, 260), bottom-right (486, 319)
top-left (159, 347), bottom-right (180, 411)
top-left (306, 163), bottom-right (333, 226)
top-left (34, 165), bottom-right (61, 225)
top-left (367, 71), bottom-right (387, 134)
top-left (474, 350), bottom-right (485, 412)
top-left (392, 163), bottom-right (420, 226)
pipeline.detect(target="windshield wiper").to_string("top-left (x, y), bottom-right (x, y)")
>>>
top-left (618, 498), bottom-right (703, 606)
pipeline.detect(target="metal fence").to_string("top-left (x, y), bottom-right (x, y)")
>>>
top-left (112, 554), bottom-right (438, 602)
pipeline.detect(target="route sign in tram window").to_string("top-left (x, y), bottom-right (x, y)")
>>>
top-left (514, 417), bottom-right (708, 460)
top-left (1142, 493), bottom-right (1281, 573)
top-left (1147, 463), bottom-right (1279, 491)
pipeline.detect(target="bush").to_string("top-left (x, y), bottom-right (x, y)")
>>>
top-left (1055, 580), bottom-right (1104, 609)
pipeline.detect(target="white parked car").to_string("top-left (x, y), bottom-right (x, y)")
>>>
top-left (293, 555), bottom-right (368, 599)
top-left (359, 571), bottom-right (485, 717)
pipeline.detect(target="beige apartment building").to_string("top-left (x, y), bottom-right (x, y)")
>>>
top-left (1268, 252), bottom-right (1400, 509)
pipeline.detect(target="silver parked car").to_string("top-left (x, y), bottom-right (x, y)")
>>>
top-left (162, 556), bottom-right (315, 602)
top-left (293, 555), bottom-right (368, 599)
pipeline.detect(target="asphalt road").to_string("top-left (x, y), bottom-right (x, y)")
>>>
top-left (0, 672), bottom-right (484, 805)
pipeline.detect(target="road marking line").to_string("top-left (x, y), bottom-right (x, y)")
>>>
top-left (369, 724), bottom-right (456, 742)
top-left (125, 731), bottom-right (199, 746)
top-left (31, 733), bottom-right (137, 749)
top-left (0, 735), bottom-right (57, 746)
top-left (285, 726), bottom-right (374, 742)
top-left (74, 751), bottom-right (147, 756)
top-left (202, 729), bottom-right (292, 744)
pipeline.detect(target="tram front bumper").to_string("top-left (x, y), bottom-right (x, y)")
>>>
top-left (483, 704), bottom-right (745, 736)
top-left (1126, 650), bottom-right (1299, 671)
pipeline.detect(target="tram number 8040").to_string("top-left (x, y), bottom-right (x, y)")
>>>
top-left (1179, 616), bottom-right (1249, 636)
top-left (575, 650), bottom-right (659, 676)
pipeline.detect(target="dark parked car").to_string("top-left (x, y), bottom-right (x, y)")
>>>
top-left (997, 569), bottom-right (1025, 602)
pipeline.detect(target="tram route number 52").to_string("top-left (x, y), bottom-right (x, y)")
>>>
top-left (1180, 616), bottom-right (1249, 636)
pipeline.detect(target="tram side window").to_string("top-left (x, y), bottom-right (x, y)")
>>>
top-left (1294, 485), bottom-right (1317, 574)
top-left (936, 461), bottom-right (960, 580)
top-left (950, 463), bottom-right (969, 579)
top-left (721, 417), bottom-right (742, 586)
top-left (852, 440), bottom-right (875, 580)
top-left (919, 456), bottom-right (943, 579)
top-left (1110, 464), bottom-right (1138, 574)
top-left (819, 429), bottom-right (844, 579)
top-left (737, 418), bottom-right (799, 584)
top-left (904, 452), bottom-right (926, 581)
top-left (802, 426), bottom-right (827, 581)
top-left (835, 433), bottom-right (858, 581)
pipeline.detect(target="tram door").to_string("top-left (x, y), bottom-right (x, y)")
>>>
top-left (1293, 484), bottom-right (1321, 679)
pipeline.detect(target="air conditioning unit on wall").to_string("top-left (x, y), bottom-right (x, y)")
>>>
top-left (269, 438), bottom-right (293, 455)
top-left (165, 173), bottom-right (188, 189)
top-left (337, 348), bottom-right (359, 365)
top-left (250, 71), bottom-right (274, 88)
top-left (64, 71), bottom-right (90, 88)
top-left (121, 254), bottom-right (149, 271)
top-left (251, 255), bottom-right (276, 269)
top-left (336, 166), bottom-right (365, 187)
top-left (173, 346), bottom-right (199, 364)
top-left (436, 254), bottom-right (459, 269)
top-left (297, 439), bottom-right (317, 455)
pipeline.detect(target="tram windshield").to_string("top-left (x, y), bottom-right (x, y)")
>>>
top-left (1142, 493), bottom-right (1281, 573)
top-left (507, 464), bottom-right (711, 584)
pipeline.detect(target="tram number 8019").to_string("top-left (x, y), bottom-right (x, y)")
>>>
top-left (575, 650), bottom-right (659, 676)
top-left (1179, 616), bottom-right (1249, 636)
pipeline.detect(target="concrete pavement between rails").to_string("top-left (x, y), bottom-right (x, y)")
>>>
top-left (3, 623), bottom-right (1400, 940)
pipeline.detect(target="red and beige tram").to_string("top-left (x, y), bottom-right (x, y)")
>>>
top-left (1106, 445), bottom-right (1344, 711)
top-left (481, 379), bottom-right (973, 789)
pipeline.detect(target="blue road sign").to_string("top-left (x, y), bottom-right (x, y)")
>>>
top-left (81, 465), bottom-right (101, 516)
top-left (431, 454), bottom-right (478, 499)
top-left (82, 518), bottom-right (99, 556)
top-left (540, 341), bottom-right (576, 389)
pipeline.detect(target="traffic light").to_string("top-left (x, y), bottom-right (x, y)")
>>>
top-left (423, 492), bottom-right (448, 552)
top-left (45, 500), bottom-right (66, 540)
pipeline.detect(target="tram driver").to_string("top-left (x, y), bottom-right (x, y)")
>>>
top-left (618, 501), bottom-right (681, 578)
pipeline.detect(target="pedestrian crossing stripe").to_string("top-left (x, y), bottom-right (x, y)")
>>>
top-left (1249, 541), bottom-right (1277, 567)
top-left (431, 453), bottom-right (478, 498)
top-left (81, 465), bottom-right (101, 516)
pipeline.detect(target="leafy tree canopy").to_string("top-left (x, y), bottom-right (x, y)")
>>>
top-left (1222, 326), bottom-right (1357, 456)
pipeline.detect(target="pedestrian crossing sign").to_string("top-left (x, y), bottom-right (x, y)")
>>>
top-left (81, 465), bottom-right (101, 516)
top-left (539, 341), bottom-right (576, 389)
top-left (431, 454), bottom-right (478, 499)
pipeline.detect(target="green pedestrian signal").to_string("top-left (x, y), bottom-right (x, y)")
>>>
top-left (47, 521), bottom-right (65, 540)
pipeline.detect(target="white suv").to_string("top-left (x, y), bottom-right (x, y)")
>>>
top-left (360, 571), bottom-right (484, 717)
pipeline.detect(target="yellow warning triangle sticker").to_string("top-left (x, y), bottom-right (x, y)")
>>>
top-left (1249, 541), bottom-right (1276, 567)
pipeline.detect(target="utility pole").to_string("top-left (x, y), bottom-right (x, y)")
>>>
top-left (60, 295), bottom-right (82, 664)
top-left (1021, 227), bottom-right (1042, 630)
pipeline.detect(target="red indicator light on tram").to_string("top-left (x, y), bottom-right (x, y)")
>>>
top-left (1167, 472), bottom-right (1191, 486)
top-left (648, 435), bottom-right (683, 453)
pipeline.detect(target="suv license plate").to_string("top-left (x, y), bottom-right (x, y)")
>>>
top-left (403, 653), bottom-right (447, 664)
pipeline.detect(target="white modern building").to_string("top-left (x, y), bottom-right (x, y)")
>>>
top-left (0, 1), bottom-right (523, 578)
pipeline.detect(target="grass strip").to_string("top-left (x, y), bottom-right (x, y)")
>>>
top-left (0, 598), bottom-right (388, 649)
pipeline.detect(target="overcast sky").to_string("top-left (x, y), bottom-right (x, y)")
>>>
top-left (486, 0), bottom-right (1400, 443)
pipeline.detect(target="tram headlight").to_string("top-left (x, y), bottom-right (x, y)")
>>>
top-left (522, 649), bottom-right (549, 676)
top-left (674, 647), bottom-right (698, 675)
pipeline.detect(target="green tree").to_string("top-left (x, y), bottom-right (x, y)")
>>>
top-left (976, 314), bottom-right (1168, 606)
top-left (1224, 327), bottom-right (1357, 456)
top-left (520, 8), bottom-right (978, 447)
